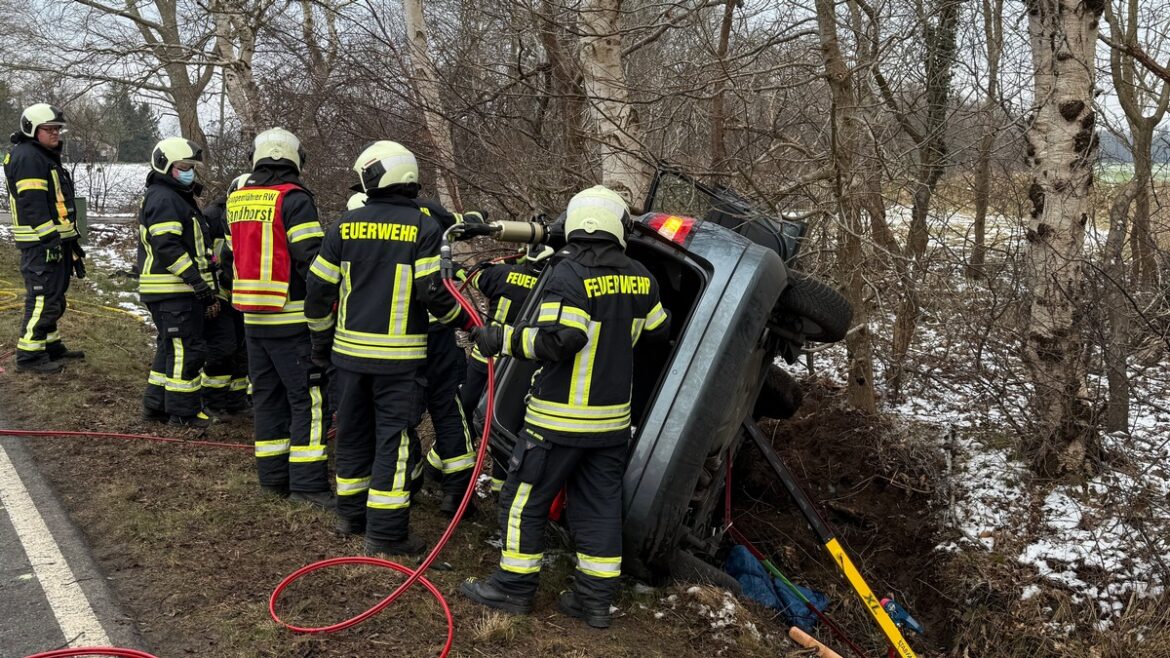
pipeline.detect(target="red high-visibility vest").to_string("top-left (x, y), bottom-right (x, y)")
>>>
top-left (225, 183), bottom-right (301, 312)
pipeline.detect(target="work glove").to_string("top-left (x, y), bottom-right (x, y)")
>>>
top-left (307, 365), bottom-right (328, 390)
top-left (44, 244), bottom-right (64, 264)
top-left (70, 242), bottom-right (87, 279)
top-left (310, 336), bottom-right (333, 369)
top-left (191, 279), bottom-right (217, 306)
top-left (470, 325), bottom-right (505, 358)
top-left (462, 210), bottom-right (487, 224)
top-left (205, 300), bottom-right (221, 319)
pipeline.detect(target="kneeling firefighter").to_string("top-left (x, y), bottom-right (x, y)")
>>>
top-left (460, 185), bottom-right (671, 629)
top-left (137, 137), bottom-right (218, 427)
top-left (305, 141), bottom-right (474, 557)
top-left (226, 129), bottom-right (332, 509)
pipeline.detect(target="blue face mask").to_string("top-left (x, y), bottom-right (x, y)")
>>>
top-left (175, 168), bottom-right (196, 186)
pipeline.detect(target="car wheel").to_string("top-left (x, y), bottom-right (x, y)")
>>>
top-left (776, 270), bottom-right (853, 342)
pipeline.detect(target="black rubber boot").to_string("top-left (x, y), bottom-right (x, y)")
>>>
top-left (143, 407), bottom-right (169, 423)
top-left (289, 490), bottom-right (335, 511)
top-left (334, 515), bottom-right (366, 536)
top-left (459, 578), bottom-right (534, 615)
top-left (260, 484), bottom-right (290, 499)
top-left (168, 411), bottom-right (216, 428)
top-left (365, 535), bottom-right (428, 558)
top-left (440, 492), bottom-right (476, 520)
top-left (16, 359), bottom-right (63, 374)
top-left (557, 590), bottom-right (612, 629)
top-left (49, 348), bottom-right (85, 361)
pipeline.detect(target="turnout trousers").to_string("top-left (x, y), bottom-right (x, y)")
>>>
top-left (202, 305), bottom-right (249, 411)
top-left (334, 367), bottom-right (422, 542)
top-left (143, 297), bottom-right (206, 418)
top-left (461, 355), bottom-right (505, 493)
top-left (423, 326), bottom-right (475, 496)
top-left (16, 247), bottom-right (72, 365)
top-left (488, 428), bottom-right (627, 609)
top-left (246, 329), bottom-right (330, 494)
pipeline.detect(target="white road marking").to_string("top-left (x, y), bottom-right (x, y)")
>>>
top-left (0, 444), bottom-right (110, 647)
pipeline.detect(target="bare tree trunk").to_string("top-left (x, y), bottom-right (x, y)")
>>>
top-left (968, 0), bottom-right (1002, 281)
top-left (887, 0), bottom-right (961, 398)
top-left (817, 0), bottom-right (877, 414)
top-left (1104, 183), bottom-right (1138, 432)
top-left (580, 0), bottom-right (649, 209)
top-left (1129, 128), bottom-right (1158, 289)
top-left (537, 0), bottom-right (587, 162)
top-left (709, 0), bottom-right (736, 176)
top-left (1022, 0), bottom-right (1102, 477)
top-left (404, 0), bottom-right (461, 209)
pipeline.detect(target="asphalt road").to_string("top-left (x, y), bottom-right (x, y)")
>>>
top-left (0, 432), bottom-right (145, 656)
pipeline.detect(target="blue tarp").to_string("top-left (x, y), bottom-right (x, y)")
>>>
top-left (724, 544), bottom-right (830, 631)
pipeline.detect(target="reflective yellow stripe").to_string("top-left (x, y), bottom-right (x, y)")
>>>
top-left (234, 279), bottom-right (289, 292)
top-left (520, 327), bottom-right (537, 359)
top-left (337, 475), bottom-right (371, 495)
top-left (202, 373), bottom-right (232, 389)
top-left (230, 377), bottom-right (249, 391)
top-left (333, 341), bottom-right (427, 361)
top-left (309, 384), bottom-right (324, 448)
top-left (290, 445), bottom-right (328, 463)
top-left (537, 301), bottom-right (560, 323)
top-left (15, 178), bottom-right (48, 192)
top-left (495, 298), bottom-right (512, 324)
top-left (287, 222), bottom-right (324, 243)
top-left (435, 303), bottom-right (461, 325)
top-left (243, 310), bottom-right (306, 326)
top-left (631, 318), bottom-right (645, 342)
top-left (167, 253), bottom-right (194, 276)
top-left (148, 221), bottom-right (183, 236)
top-left (560, 306), bottom-right (591, 332)
top-left (645, 302), bottom-right (667, 331)
top-left (147, 371), bottom-right (167, 387)
top-left (255, 438), bottom-right (291, 457)
top-left (49, 171), bottom-right (67, 222)
top-left (414, 255), bottom-right (440, 278)
top-left (528, 397), bottom-right (631, 418)
top-left (306, 315), bottom-right (335, 332)
top-left (367, 489), bottom-right (411, 509)
top-left (500, 325), bottom-right (517, 357)
top-left (389, 264), bottom-right (412, 335)
top-left (506, 482), bottom-right (532, 553)
top-left (18, 296), bottom-right (46, 352)
top-left (33, 220), bottom-right (58, 238)
top-left (309, 257), bottom-right (342, 284)
top-left (425, 448), bottom-right (476, 474)
top-left (568, 323), bottom-right (600, 405)
top-left (575, 553), bottom-right (621, 578)
top-left (525, 405), bottom-right (631, 434)
top-left (165, 338), bottom-right (200, 392)
top-left (500, 549), bottom-right (543, 574)
top-left (391, 430), bottom-right (409, 493)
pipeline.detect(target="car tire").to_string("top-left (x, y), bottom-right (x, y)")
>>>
top-left (753, 365), bottom-right (803, 420)
top-left (777, 270), bottom-right (853, 342)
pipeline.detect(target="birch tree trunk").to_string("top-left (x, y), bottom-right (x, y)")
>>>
top-left (1022, 0), bottom-right (1103, 476)
top-left (816, 0), bottom-right (877, 414)
top-left (210, 0), bottom-right (263, 140)
top-left (709, 0), bottom-right (736, 177)
top-left (580, 0), bottom-right (649, 209)
top-left (404, 0), bottom-right (461, 210)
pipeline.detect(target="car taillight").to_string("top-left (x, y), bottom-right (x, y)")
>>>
top-left (646, 213), bottom-right (697, 247)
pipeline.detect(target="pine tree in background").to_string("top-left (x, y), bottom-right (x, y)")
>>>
top-left (104, 88), bottom-right (159, 161)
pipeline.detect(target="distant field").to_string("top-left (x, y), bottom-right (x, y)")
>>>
top-left (1096, 161), bottom-right (1170, 184)
top-left (0, 162), bottom-right (148, 215)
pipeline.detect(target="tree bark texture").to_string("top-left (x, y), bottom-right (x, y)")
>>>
top-left (1022, 0), bottom-right (1102, 476)
top-left (211, 0), bottom-right (262, 140)
top-left (708, 0), bottom-right (736, 177)
top-left (817, 0), bottom-right (877, 414)
top-left (404, 0), bottom-right (461, 210)
top-left (1104, 182), bottom-right (1138, 433)
top-left (580, 0), bottom-right (649, 209)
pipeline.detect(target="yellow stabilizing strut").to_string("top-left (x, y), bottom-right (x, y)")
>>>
top-left (743, 419), bottom-right (918, 658)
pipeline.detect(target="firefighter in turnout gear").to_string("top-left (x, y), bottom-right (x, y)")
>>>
top-left (4, 103), bottom-right (86, 373)
top-left (460, 185), bottom-right (670, 629)
top-left (345, 192), bottom-right (485, 518)
top-left (227, 128), bottom-right (332, 509)
top-left (200, 176), bottom-right (250, 415)
top-left (461, 242), bottom-right (553, 493)
top-left (415, 198), bottom-right (486, 519)
top-left (137, 137), bottom-right (218, 427)
top-left (304, 141), bottom-right (473, 557)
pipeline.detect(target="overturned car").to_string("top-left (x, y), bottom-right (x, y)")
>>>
top-left (476, 169), bottom-right (852, 580)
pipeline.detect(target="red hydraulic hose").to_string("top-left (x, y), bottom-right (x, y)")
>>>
top-left (267, 277), bottom-right (494, 657)
top-left (23, 646), bottom-right (159, 650)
